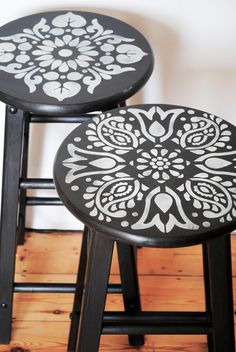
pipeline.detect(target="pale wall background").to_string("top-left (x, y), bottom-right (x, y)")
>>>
top-left (0, 0), bottom-right (236, 230)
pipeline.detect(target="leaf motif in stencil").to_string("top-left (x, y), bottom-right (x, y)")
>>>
top-left (43, 81), bottom-right (81, 101)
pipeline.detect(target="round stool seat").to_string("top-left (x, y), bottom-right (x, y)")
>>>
top-left (54, 104), bottom-right (236, 247)
top-left (0, 11), bottom-right (153, 115)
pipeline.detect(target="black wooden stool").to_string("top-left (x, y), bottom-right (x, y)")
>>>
top-left (54, 104), bottom-right (236, 352)
top-left (0, 11), bottom-right (154, 344)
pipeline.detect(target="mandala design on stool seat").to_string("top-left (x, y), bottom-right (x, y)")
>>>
top-left (60, 106), bottom-right (236, 235)
top-left (0, 12), bottom-right (148, 101)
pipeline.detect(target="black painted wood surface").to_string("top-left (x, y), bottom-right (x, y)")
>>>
top-left (0, 11), bottom-right (153, 115)
top-left (54, 104), bottom-right (236, 247)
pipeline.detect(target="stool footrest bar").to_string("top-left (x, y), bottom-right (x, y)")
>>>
top-left (13, 283), bottom-right (122, 294)
top-left (26, 197), bottom-right (62, 205)
top-left (30, 115), bottom-right (94, 123)
top-left (102, 323), bottom-right (212, 335)
top-left (103, 311), bottom-right (209, 323)
top-left (20, 178), bottom-right (55, 189)
top-left (101, 312), bottom-right (211, 335)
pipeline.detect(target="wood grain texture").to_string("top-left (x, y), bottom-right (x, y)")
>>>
top-left (0, 321), bottom-right (208, 352)
top-left (0, 231), bottom-right (234, 351)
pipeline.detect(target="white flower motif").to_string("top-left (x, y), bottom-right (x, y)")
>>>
top-left (137, 147), bottom-right (185, 182)
top-left (32, 35), bottom-right (98, 72)
top-left (0, 12), bottom-right (149, 101)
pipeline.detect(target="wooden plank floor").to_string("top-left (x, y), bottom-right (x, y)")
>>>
top-left (0, 231), bottom-right (235, 351)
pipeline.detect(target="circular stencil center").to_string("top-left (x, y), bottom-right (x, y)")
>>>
top-left (58, 49), bottom-right (73, 57)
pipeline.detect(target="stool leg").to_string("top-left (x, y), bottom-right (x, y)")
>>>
top-left (76, 232), bottom-right (114, 352)
top-left (117, 242), bottom-right (144, 346)
top-left (17, 114), bottom-right (30, 245)
top-left (68, 226), bottom-right (89, 352)
top-left (0, 107), bottom-right (25, 343)
top-left (203, 235), bottom-right (235, 352)
top-left (202, 242), bottom-right (214, 351)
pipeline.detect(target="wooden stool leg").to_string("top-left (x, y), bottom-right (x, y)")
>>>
top-left (68, 226), bottom-right (89, 352)
top-left (117, 243), bottom-right (144, 346)
top-left (17, 114), bottom-right (30, 245)
top-left (0, 107), bottom-right (25, 343)
top-left (203, 235), bottom-right (235, 352)
top-left (76, 232), bottom-right (114, 352)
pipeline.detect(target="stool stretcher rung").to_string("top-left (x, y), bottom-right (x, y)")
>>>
top-left (25, 228), bottom-right (82, 233)
top-left (103, 311), bottom-right (209, 324)
top-left (101, 312), bottom-right (211, 335)
top-left (14, 283), bottom-right (122, 294)
top-left (20, 178), bottom-right (55, 189)
top-left (30, 115), bottom-right (94, 123)
top-left (102, 323), bottom-right (212, 335)
top-left (26, 197), bottom-right (62, 205)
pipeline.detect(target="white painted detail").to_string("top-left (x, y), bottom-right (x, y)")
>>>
top-left (61, 107), bottom-right (236, 234)
top-left (0, 12), bottom-right (148, 101)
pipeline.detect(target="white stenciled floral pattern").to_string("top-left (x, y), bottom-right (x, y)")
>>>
top-left (61, 106), bottom-right (236, 235)
top-left (84, 112), bottom-right (144, 155)
top-left (128, 106), bottom-right (185, 143)
top-left (0, 12), bottom-right (148, 101)
top-left (183, 173), bottom-right (236, 223)
top-left (132, 186), bottom-right (199, 233)
top-left (83, 175), bottom-right (144, 222)
top-left (136, 146), bottom-right (187, 182)
top-left (62, 143), bottom-right (126, 183)
top-left (172, 112), bottom-right (232, 155)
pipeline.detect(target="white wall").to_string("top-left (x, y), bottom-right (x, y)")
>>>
top-left (0, 0), bottom-right (236, 230)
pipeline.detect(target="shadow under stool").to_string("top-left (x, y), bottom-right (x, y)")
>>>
top-left (54, 104), bottom-right (236, 352)
top-left (0, 11), bottom-right (154, 344)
